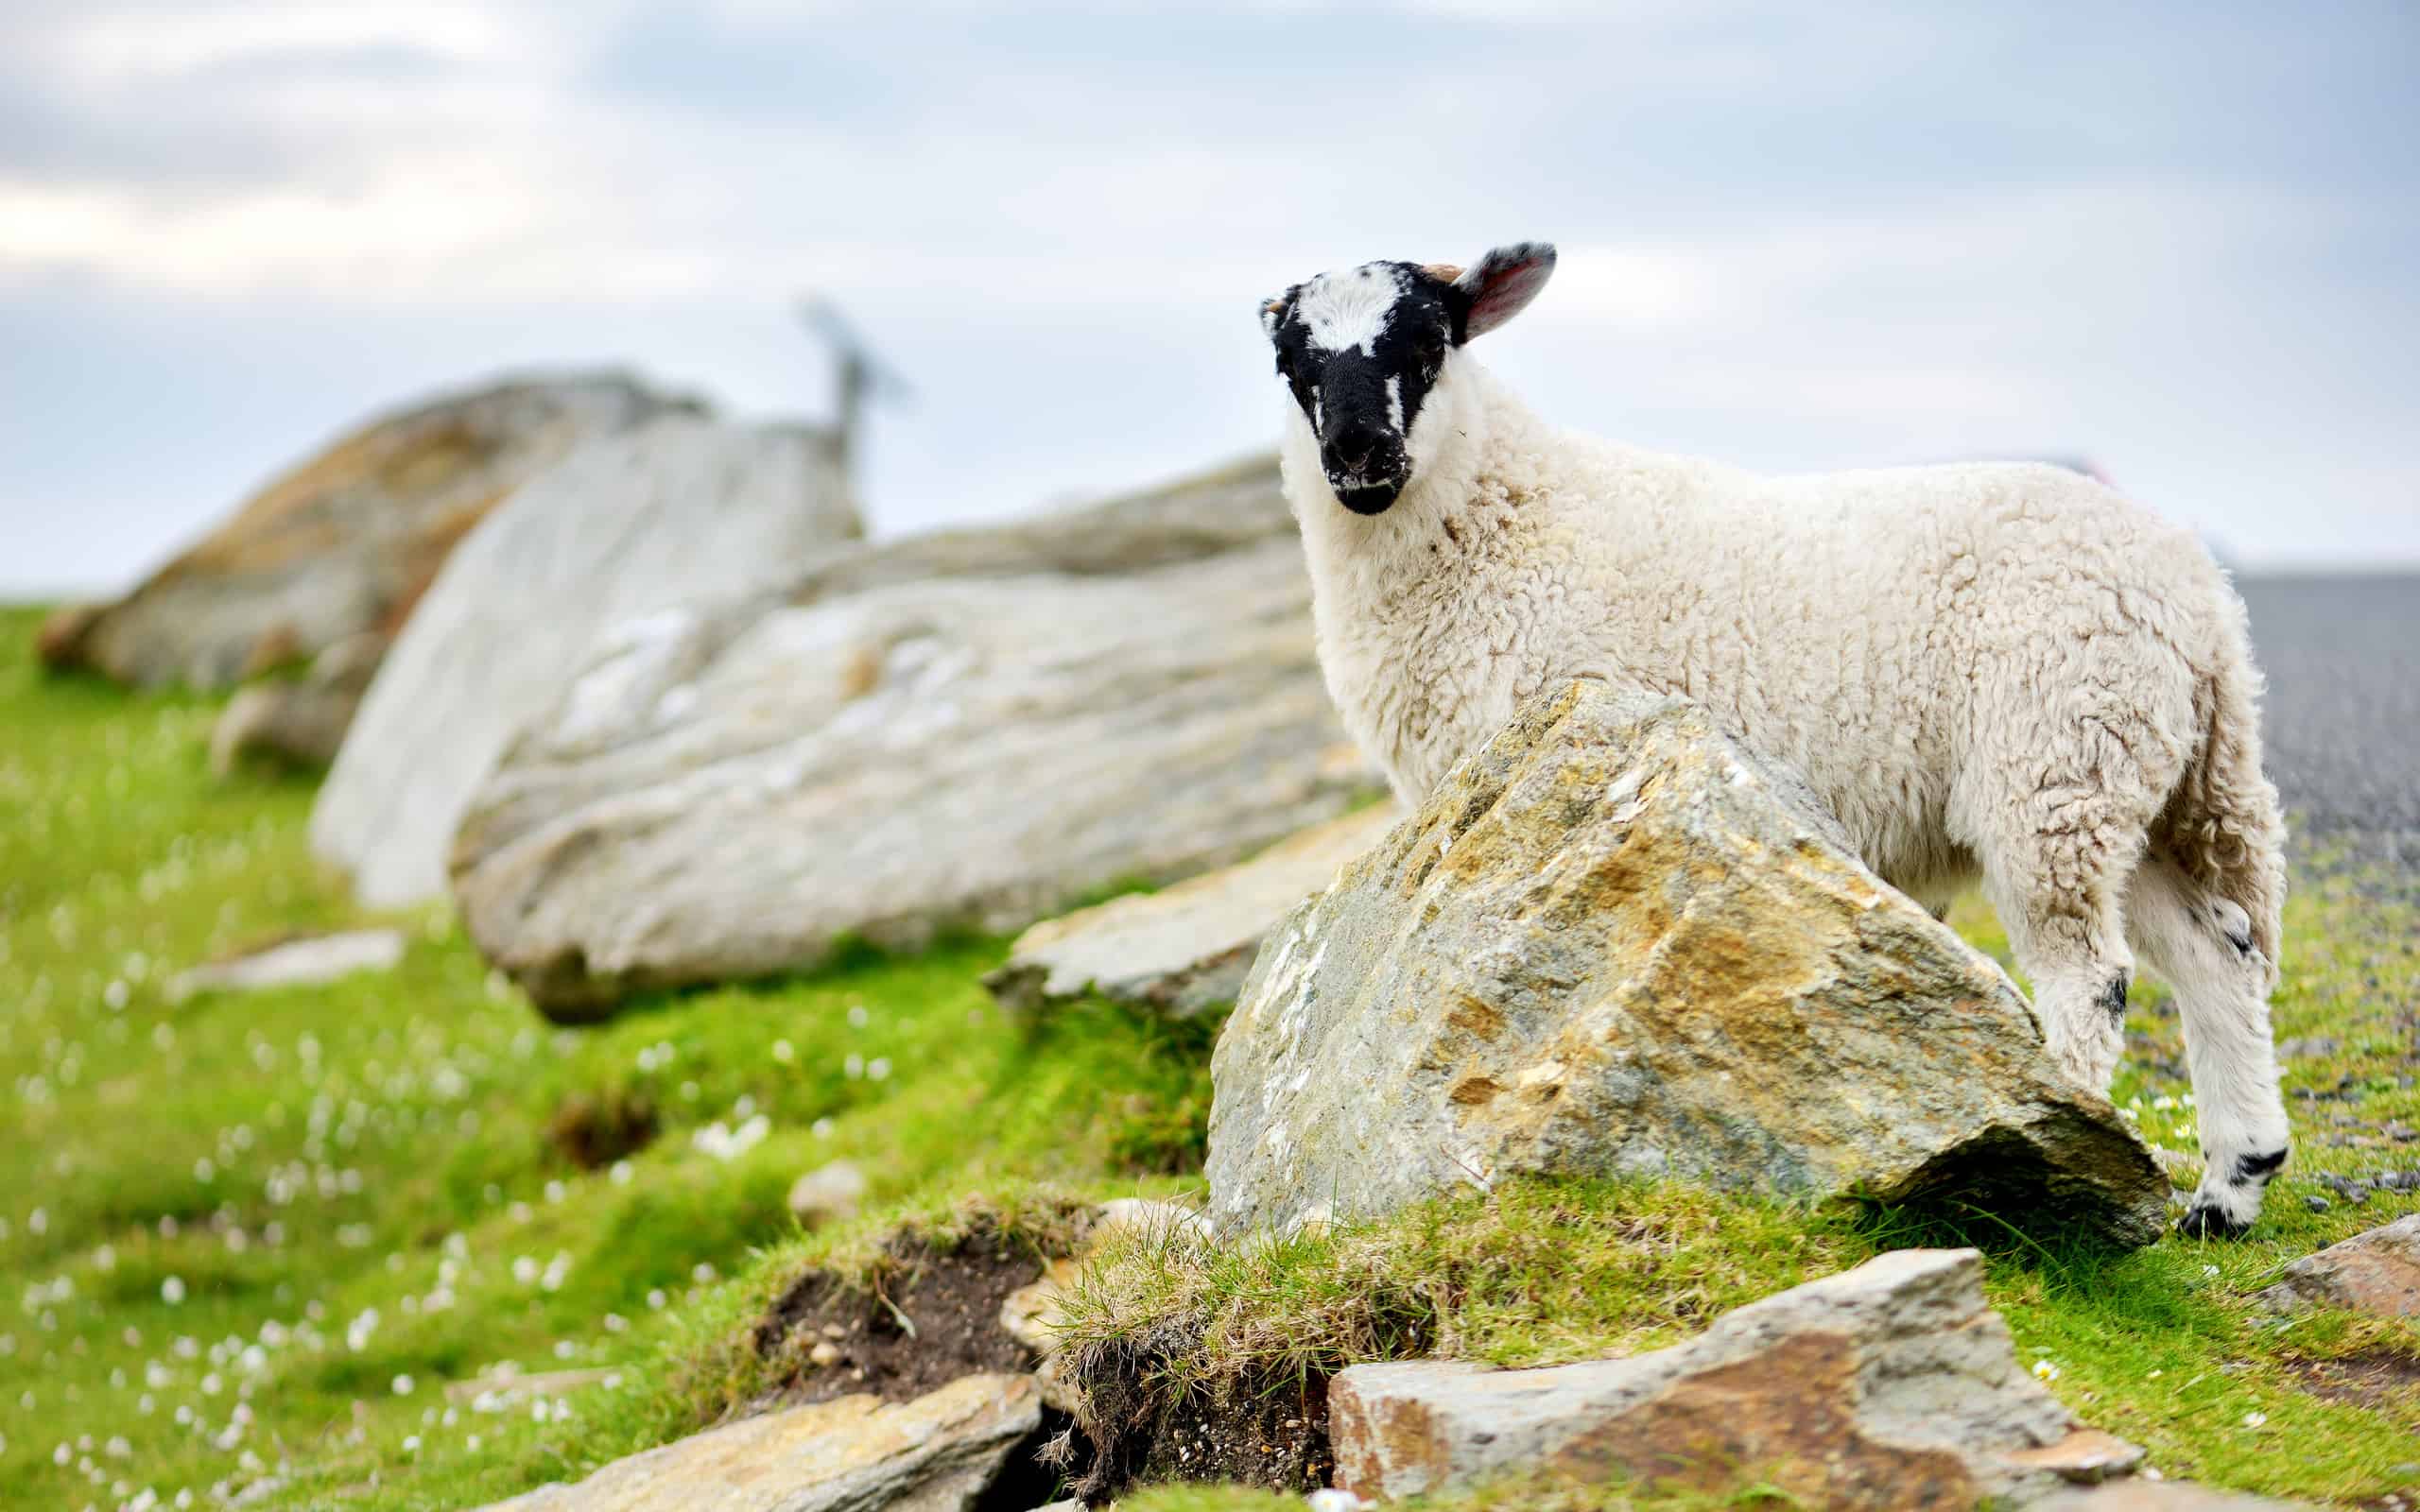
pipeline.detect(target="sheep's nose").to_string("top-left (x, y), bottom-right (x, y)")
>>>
top-left (1323, 424), bottom-right (1380, 472)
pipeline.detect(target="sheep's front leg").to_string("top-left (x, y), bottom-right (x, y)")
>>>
top-left (1980, 838), bottom-right (2140, 1097)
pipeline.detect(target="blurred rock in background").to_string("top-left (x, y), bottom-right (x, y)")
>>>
top-left (446, 455), bottom-right (1380, 1019)
top-left (313, 415), bottom-right (865, 907)
top-left (36, 371), bottom-right (701, 691)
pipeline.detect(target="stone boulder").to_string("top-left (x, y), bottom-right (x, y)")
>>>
top-left (208, 632), bottom-right (386, 776)
top-left (448, 455), bottom-right (1374, 1017)
top-left (38, 371), bottom-right (695, 689)
top-left (312, 416), bottom-right (862, 907)
top-left (2256, 1213), bottom-right (2420, 1317)
top-left (475, 1372), bottom-right (1038, 1512)
top-left (1205, 681), bottom-right (2168, 1246)
top-left (1329, 1248), bottom-right (2142, 1507)
top-left (987, 803), bottom-right (1401, 1018)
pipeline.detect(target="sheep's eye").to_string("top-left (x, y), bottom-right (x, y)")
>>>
top-left (1416, 333), bottom-right (1446, 366)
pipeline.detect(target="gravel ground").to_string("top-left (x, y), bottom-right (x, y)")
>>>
top-left (2238, 575), bottom-right (2420, 868)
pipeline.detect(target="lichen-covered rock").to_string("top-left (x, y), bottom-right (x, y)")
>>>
top-left (449, 456), bottom-right (1374, 1017)
top-left (2256, 1213), bottom-right (2420, 1317)
top-left (1206, 681), bottom-right (2168, 1246)
top-left (37, 372), bottom-right (695, 689)
top-left (313, 415), bottom-right (861, 906)
top-left (475, 1373), bottom-right (1039, 1512)
top-left (1329, 1248), bottom-right (2140, 1507)
top-left (987, 804), bottom-right (1400, 1018)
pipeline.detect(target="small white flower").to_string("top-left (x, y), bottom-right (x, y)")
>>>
top-left (771, 1040), bottom-right (794, 1064)
top-left (402, 1435), bottom-right (421, 1452)
top-left (2031, 1359), bottom-right (2061, 1383)
top-left (391, 1375), bottom-right (414, 1397)
top-left (609, 1160), bottom-right (632, 1185)
top-left (160, 1278), bottom-right (185, 1306)
top-left (1307, 1491), bottom-right (1372, 1512)
top-left (2242, 1411), bottom-right (2267, 1428)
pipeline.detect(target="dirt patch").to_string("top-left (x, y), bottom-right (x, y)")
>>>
top-left (545, 1091), bottom-right (659, 1170)
top-left (2284, 1348), bottom-right (2420, 1412)
top-left (753, 1216), bottom-right (1059, 1406)
top-left (1066, 1326), bottom-right (1333, 1500)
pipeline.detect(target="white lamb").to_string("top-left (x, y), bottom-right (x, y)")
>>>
top-left (1260, 241), bottom-right (2291, 1236)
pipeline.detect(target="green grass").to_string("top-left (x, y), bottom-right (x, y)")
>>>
top-left (3, 598), bottom-right (2415, 1511)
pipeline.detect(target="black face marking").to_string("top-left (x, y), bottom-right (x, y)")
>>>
top-left (2231, 1147), bottom-right (2288, 1185)
top-left (1262, 261), bottom-right (1466, 515)
top-left (2099, 972), bottom-right (2131, 1025)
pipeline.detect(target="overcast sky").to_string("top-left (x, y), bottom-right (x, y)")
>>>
top-left (3, 1), bottom-right (2414, 594)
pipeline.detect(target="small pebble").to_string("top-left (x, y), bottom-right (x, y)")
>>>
top-left (2305, 1194), bottom-right (2331, 1213)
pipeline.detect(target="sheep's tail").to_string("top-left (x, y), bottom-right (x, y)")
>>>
top-left (2154, 598), bottom-right (2288, 984)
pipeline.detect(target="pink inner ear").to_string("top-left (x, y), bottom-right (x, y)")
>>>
top-left (1463, 255), bottom-right (1552, 338)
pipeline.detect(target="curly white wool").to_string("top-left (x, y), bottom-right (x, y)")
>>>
top-left (1276, 283), bottom-right (2293, 1236)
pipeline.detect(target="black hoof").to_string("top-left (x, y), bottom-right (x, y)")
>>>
top-left (2177, 1202), bottom-right (2253, 1240)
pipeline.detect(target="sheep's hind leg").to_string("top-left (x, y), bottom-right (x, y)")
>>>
top-left (2126, 859), bottom-right (2290, 1238)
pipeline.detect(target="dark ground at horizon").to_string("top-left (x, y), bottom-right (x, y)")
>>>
top-left (2239, 575), bottom-right (2419, 867)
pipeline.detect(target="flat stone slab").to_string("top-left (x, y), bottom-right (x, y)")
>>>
top-left (448, 456), bottom-right (1374, 1017)
top-left (1205, 682), bottom-right (2169, 1246)
top-left (314, 415), bottom-right (861, 907)
top-left (2256, 1212), bottom-right (2420, 1317)
top-left (2030, 1483), bottom-right (2321, 1510)
top-left (475, 1372), bottom-right (1039, 1512)
top-left (1329, 1248), bottom-right (2139, 1507)
top-left (987, 803), bottom-right (1401, 1018)
top-left (167, 929), bottom-right (406, 1001)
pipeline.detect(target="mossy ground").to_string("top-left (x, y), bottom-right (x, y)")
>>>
top-left (2, 600), bottom-right (2413, 1511)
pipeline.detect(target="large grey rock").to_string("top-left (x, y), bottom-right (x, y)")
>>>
top-left (1329, 1248), bottom-right (2141, 1507)
top-left (1205, 681), bottom-right (2169, 1246)
top-left (986, 803), bottom-right (1401, 1018)
top-left (2256, 1212), bottom-right (2420, 1317)
top-left (475, 1372), bottom-right (1038, 1512)
top-left (37, 371), bottom-right (695, 689)
top-left (313, 416), bottom-right (861, 907)
top-left (449, 455), bottom-right (1373, 1017)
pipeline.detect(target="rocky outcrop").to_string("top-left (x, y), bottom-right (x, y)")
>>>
top-left (37, 372), bottom-right (694, 690)
top-left (1328, 1248), bottom-right (2139, 1507)
top-left (1205, 681), bottom-right (2169, 1246)
top-left (449, 455), bottom-right (1374, 1017)
top-left (313, 416), bottom-right (861, 907)
top-left (987, 804), bottom-right (1401, 1018)
top-left (2256, 1213), bottom-right (2420, 1318)
top-left (475, 1373), bottom-right (1039, 1512)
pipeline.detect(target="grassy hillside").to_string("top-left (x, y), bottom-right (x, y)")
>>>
top-left (1, 602), bottom-right (2413, 1511)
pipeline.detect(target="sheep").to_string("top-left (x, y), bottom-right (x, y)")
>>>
top-left (1259, 242), bottom-right (2292, 1237)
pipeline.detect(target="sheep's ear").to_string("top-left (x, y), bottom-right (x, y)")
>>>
top-left (1454, 242), bottom-right (1556, 340)
top-left (1259, 289), bottom-right (1292, 339)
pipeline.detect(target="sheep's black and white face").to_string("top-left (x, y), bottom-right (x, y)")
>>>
top-left (1260, 242), bottom-right (1555, 515)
